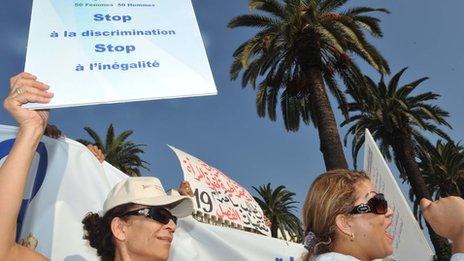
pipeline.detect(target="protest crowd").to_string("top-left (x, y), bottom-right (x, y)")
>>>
top-left (1, 71), bottom-right (464, 261)
top-left (2, 0), bottom-right (464, 261)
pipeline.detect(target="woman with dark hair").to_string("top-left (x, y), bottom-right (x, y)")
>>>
top-left (81, 176), bottom-right (193, 261)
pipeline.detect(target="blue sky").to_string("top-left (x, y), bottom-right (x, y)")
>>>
top-left (0, 0), bottom-right (463, 215)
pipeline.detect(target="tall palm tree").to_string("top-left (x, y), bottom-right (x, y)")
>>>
top-left (228, 0), bottom-right (390, 170)
top-left (77, 124), bottom-right (149, 177)
top-left (253, 183), bottom-right (303, 241)
top-left (342, 68), bottom-right (451, 259)
top-left (409, 140), bottom-right (464, 227)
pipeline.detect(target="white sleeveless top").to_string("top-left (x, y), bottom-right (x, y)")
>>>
top-left (315, 252), bottom-right (464, 261)
top-left (315, 252), bottom-right (360, 261)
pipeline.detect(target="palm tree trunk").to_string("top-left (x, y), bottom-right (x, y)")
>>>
top-left (306, 67), bottom-right (348, 170)
top-left (271, 217), bottom-right (278, 238)
top-left (391, 131), bottom-right (450, 260)
top-left (391, 132), bottom-right (431, 199)
top-left (296, 30), bottom-right (348, 171)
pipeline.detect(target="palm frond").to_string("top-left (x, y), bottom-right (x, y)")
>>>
top-left (78, 124), bottom-right (149, 176)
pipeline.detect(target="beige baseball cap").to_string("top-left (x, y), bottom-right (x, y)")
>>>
top-left (103, 177), bottom-right (193, 218)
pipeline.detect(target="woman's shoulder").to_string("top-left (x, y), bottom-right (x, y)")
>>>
top-left (315, 252), bottom-right (360, 261)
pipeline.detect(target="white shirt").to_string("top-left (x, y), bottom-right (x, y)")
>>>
top-left (316, 252), bottom-right (464, 261)
top-left (315, 252), bottom-right (360, 261)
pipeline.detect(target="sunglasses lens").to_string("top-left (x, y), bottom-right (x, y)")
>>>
top-left (150, 208), bottom-right (177, 225)
top-left (371, 194), bottom-right (388, 214)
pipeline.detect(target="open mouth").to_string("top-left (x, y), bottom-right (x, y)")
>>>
top-left (385, 222), bottom-right (394, 241)
top-left (385, 231), bottom-right (393, 241)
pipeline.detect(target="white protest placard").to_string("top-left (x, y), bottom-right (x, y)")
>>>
top-left (169, 146), bottom-right (271, 236)
top-left (25, 0), bottom-right (217, 109)
top-left (363, 129), bottom-right (434, 260)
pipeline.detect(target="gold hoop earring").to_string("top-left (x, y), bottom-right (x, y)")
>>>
top-left (350, 232), bottom-right (355, 241)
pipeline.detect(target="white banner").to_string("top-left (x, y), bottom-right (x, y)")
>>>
top-left (170, 216), bottom-right (305, 261)
top-left (363, 129), bottom-right (434, 260)
top-left (169, 145), bottom-right (271, 236)
top-left (25, 0), bottom-right (216, 109)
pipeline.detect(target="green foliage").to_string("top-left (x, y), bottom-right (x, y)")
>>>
top-left (229, 0), bottom-right (390, 131)
top-left (409, 140), bottom-right (464, 227)
top-left (419, 140), bottom-right (464, 198)
top-left (342, 68), bottom-right (451, 172)
top-left (252, 183), bottom-right (303, 242)
top-left (77, 124), bottom-right (149, 177)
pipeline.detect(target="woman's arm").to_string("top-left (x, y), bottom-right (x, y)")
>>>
top-left (0, 72), bottom-right (53, 260)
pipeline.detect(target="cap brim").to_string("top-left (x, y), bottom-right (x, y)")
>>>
top-left (132, 195), bottom-right (193, 218)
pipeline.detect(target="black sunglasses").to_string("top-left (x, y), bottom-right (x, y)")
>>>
top-left (122, 207), bottom-right (177, 225)
top-left (350, 193), bottom-right (388, 215)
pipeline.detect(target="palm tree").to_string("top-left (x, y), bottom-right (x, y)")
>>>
top-left (77, 124), bottom-right (149, 177)
top-left (418, 140), bottom-right (464, 199)
top-left (342, 68), bottom-right (451, 259)
top-left (253, 183), bottom-right (303, 242)
top-left (228, 0), bottom-right (390, 170)
top-left (409, 140), bottom-right (464, 228)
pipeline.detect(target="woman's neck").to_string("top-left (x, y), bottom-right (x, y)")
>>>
top-left (331, 239), bottom-right (369, 261)
top-left (113, 246), bottom-right (165, 261)
top-left (114, 246), bottom-right (131, 261)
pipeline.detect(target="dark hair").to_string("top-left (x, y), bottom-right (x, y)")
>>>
top-left (82, 203), bottom-right (137, 261)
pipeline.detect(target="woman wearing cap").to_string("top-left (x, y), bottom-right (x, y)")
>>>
top-left (81, 146), bottom-right (195, 260)
top-left (81, 176), bottom-right (192, 261)
top-left (301, 169), bottom-right (393, 261)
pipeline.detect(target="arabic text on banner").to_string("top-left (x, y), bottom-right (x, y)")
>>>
top-left (169, 145), bottom-right (271, 236)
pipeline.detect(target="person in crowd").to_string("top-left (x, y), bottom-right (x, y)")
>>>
top-left (82, 143), bottom-right (195, 261)
top-left (302, 169), bottom-right (464, 261)
top-left (0, 72), bottom-right (194, 261)
top-left (44, 124), bottom-right (107, 164)
top-left (301, 169), bottom-right (393, 261)
top-left (82, 176), bottom-right (193, 261)
top-left (86, 144), bottom-right (106, 163)
top-left (80, 145), bottom-right (195, 261)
